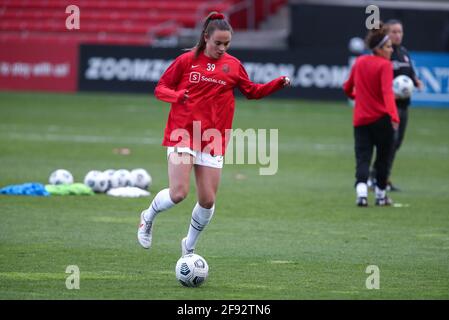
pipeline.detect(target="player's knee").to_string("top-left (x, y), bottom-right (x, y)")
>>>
top-left (170, 186), bottom-right (189, 203)
top-left (198, 198), bottom-right (215, 209)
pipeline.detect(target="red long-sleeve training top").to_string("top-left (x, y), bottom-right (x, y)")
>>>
top-left (154, 50), bottom-right (285, 155)
top-left (343, 55), bottom-right (399, 127)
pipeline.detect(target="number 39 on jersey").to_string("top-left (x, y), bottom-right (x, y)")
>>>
top-left (207, 63), bottom-right (215, 71)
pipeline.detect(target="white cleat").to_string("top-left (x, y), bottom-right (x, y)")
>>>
top-left (137, 211), bottom-right (153, 249)
top-left (181, 237), bottom-right (194, 257)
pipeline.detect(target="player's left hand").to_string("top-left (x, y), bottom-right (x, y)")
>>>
top-left (415, 79), bottom-right (424, 90)
top-left (282, 76), bottom-right (291, 87)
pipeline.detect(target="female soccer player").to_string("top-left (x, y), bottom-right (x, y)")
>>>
top-left (138, 12), bottom-right (290, 254)
top-left (343, 22), bottom-right (400, 207)
top-left (371, 19), bottom-right (423, 192)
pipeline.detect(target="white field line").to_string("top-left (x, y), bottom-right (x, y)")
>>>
top-left (1, 130), bottom-right (448, 155)
top-left (3, 132), bottom-right (160, 145)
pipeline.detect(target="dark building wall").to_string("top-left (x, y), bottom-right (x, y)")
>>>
top-left (289, 4), bottom-right (449, 52)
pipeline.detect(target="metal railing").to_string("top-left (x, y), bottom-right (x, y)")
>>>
top-left (194, 0), bottom-right (277, 31)
top-left (224, 0), bottom-right (256, 30)
top-left (148, 19), bottom-right (180, 47)
top-left (223, 0), bottom-right (280, 30)
top-left (150, 0), bottom-right (285, 47)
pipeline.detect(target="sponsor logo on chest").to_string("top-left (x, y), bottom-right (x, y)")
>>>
top-left (188, 63), bottom-right (228, 85)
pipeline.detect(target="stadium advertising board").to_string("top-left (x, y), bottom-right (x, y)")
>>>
top-left (78, 45), bottom-right (350, 100)
top-left (0, 41), bottom-right (78, 92)
top-left (78, 45), bottom-right (449, 107)
top-left (410, 52), bottom-right (449, 107)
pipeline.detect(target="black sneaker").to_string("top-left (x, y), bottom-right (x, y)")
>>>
top-left (356, 197), bottom-right (368, 207)
top-left (386, 181), bottom-right (401, 192)
top-left (375, 196), bottom-right (393, 206)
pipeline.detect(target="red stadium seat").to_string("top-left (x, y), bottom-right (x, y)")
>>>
top-left (0, 0), bottom-right (287, 46)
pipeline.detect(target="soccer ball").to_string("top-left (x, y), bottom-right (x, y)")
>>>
top-left (130, 168), bottom-right (152, 190)
top-left (103, 169), bottom-right (115, 190)
top-left (175, 253), bottom-right (209, 287)
top-left (110, 169), bottom-right (132, 188)
top-left (348, 37), bottom-right (365, 55)
top-left (393, 75), bottom-right (414, 99)
top-left (83, 170), bottom-right (108, 193)
top-left (49, 169), bottom-right (74, 185)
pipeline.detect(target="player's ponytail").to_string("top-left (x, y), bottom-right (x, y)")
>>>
top-left (194, 11), bottom-right (233, 58)
top-left (365, 21), bottom-right (389, 51)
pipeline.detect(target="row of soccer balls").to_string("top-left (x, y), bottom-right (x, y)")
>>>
top-left (49, 168), bottom-right (152, 193)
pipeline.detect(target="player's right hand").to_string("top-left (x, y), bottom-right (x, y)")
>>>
top-left (282, 76), bottom-right (291, 87)
top-left (392, 121), bottom-right (399, 130)
top-left (177, 89), bottom-right (189, 104)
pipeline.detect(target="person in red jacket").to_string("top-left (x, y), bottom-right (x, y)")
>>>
top-left (343, 22), bottom-right (400, 207)
top-left (138, 12), bottom-right (290, 253)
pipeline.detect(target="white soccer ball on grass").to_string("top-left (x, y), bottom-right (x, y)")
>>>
top-left (130, 168), bottom-right (152, 190)
top-left (111, 169), bottom-right (132, 188)
top-left (83, 170), bottom-right (108, 193)
top-left (175, 253), bottom-right (209, 287)
top-left (103, 169), bottom-right (115, 190)
top-left (49, 169), bottom-right (74, 185)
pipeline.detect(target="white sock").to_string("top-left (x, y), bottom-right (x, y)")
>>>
top-left (143, 188), bottom-right (175, 222)
top-left (356, 182), bottom-right (368, 198)
top-left (186, 203), bottom-right (215, 251)
top-left (375, 186), bottom-right (386, 199)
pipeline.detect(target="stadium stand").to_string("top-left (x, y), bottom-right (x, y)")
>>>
top-left (0, 0), bottom-right (287, 46)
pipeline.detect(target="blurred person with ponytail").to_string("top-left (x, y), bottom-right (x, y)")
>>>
top-left (343, 22), bottom-right (400, 207)
top-left (137, 12), bottom-right (290, 255)
top-left (369, 19), bottom-right (423, 192)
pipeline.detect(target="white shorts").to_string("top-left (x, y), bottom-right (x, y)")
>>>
top-left (167, 147), bottom-right (224, 169)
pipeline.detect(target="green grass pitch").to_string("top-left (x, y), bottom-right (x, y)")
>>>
top-left (0, 91), bottom-right (448, 299)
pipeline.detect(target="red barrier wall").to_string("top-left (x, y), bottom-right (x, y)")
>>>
top-left (0, 40), bottom-right (78, 92)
